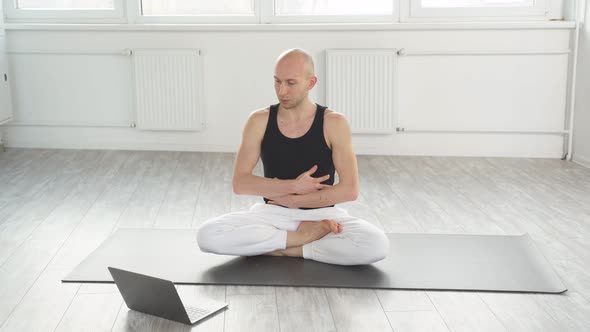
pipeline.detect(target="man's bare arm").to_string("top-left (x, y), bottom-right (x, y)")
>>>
top-left (268, 112), bottom-right (359, 208)
top-left (232, 110), bottom-right (330, 198)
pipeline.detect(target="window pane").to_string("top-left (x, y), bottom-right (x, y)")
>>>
top-left (17, 0), bottom-right (114, 9)
top-left (141, 0), bottom-right (254, 16)
top-left (421, 0), bottom-right (534, 8)
top-left (275, 0), bottom-right (394, 15)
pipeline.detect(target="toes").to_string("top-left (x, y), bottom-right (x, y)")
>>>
top-left (329, 221), bottom-right (340, 233)
top-left (317, 220), bottom-right (341, 234)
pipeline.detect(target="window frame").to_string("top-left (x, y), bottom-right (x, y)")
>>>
top-left (2, 0), bottom-right (126, 23)
top-left (401, 0), bottom-right (563, 22)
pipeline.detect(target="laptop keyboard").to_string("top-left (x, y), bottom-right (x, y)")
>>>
top-left (185, 306), bottom-right (212, 321)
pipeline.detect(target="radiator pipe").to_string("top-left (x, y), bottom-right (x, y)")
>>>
top-left (566, 0), bottom-right (583, 160)
top-left (395, 128), bottom-right (568, 135)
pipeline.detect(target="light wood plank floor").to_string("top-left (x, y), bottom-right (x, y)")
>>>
top-left (1, 148), bottom-right (589, 332)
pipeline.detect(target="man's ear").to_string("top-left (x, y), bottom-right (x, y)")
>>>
top-left (308, 76), bottom-right (318, 90)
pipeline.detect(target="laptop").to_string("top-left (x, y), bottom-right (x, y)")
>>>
top-left (108, 267), bottom-right (228, 325)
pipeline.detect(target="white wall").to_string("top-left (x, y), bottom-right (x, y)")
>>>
top-left (0, 5), bottom-right (13, 148)
top-left (573, 2), bottom-right (590, 168)
top-left (1, 25), bottom-right (574, 157)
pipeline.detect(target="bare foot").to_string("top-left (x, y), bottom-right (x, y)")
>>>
top-left (265, 246), bottom-right (304, 257)
top-left (297, 219), bottom-right (342, 244)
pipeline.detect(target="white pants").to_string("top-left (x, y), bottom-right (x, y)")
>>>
top-left (196, 203), bottom-right (389, 265)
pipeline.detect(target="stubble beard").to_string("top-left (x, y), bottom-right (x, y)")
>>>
top-left (281, 96), bottom-right (306, 110)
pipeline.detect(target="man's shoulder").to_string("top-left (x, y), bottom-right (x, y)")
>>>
top-left (323, 109), bottom-right (352, 144)
top-left (249, 107), bottom-right (270, 122)
top-left (241, 107), bottom-right (272, 142)
top-left (323, 109), bottom-right (350, 128)
top-left (245, 107), bottom-right (271, 128)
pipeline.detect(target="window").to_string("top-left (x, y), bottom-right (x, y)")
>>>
top-left (402, 0), bottom-right (562, 21)
top-left (1, 0), bottom-right (564, 24)
top-left (137, 0), bottom-right (561, 24)
top-left (266, 0), bottom-right (398, 23)
top-left (274, 0), bottom-right (394, 16)
top-left (16, 0), bottom-right (115, 9)
top-left (3, 0), bottom-right (125, 21)
top-left (141, 0), bottom-right (254, 16)
top-left (421, 0), bottom-right (534, 8)
top-left (134, 0), bottom-right (399, 24)
top-left (136, 0), bottom-right (257, 23)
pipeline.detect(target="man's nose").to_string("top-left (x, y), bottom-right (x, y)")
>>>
top-left (278, 84), bottom-right (288, 95)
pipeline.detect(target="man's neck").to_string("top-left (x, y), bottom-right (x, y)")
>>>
top-left (279, 100), bottom-right (316, 121)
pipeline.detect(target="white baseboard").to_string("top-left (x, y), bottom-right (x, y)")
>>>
top-left (573, 154), bottom-right (590, 169)
top-left (2, 126), bottom-right (239, 152)
top-left (6, 139), bottom-right (238, 153)
top-left (3, 126), bottom-right (567, 158)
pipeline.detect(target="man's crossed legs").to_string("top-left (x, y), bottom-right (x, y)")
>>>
top-left (197, 203), bottom-right (389, 265)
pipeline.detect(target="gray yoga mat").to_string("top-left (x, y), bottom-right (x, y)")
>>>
top-left (63, 228), bottom-right (567, 293)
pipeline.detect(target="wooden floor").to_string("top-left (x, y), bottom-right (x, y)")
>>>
top-left (1, 148), bottom-right (590, 332)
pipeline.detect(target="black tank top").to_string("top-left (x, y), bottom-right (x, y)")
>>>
top-left (260, 103), bottom-right (335, 209)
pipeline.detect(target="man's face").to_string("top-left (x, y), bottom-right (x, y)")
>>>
top-left (274, 56), bottom-right (315, 110)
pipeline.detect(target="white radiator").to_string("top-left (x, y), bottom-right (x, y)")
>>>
top-left (132, 49), bottom-right (204, 131)
top-left (326, 49), bottom-right (398, 134)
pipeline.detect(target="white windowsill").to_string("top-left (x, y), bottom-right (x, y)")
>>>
top-left (1, 21), bottom-right (576, 32)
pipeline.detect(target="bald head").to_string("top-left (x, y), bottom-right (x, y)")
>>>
top-left (276, 48), bottom-right (315, 78)
top-left (273, 49), bottom-right (318, 110)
